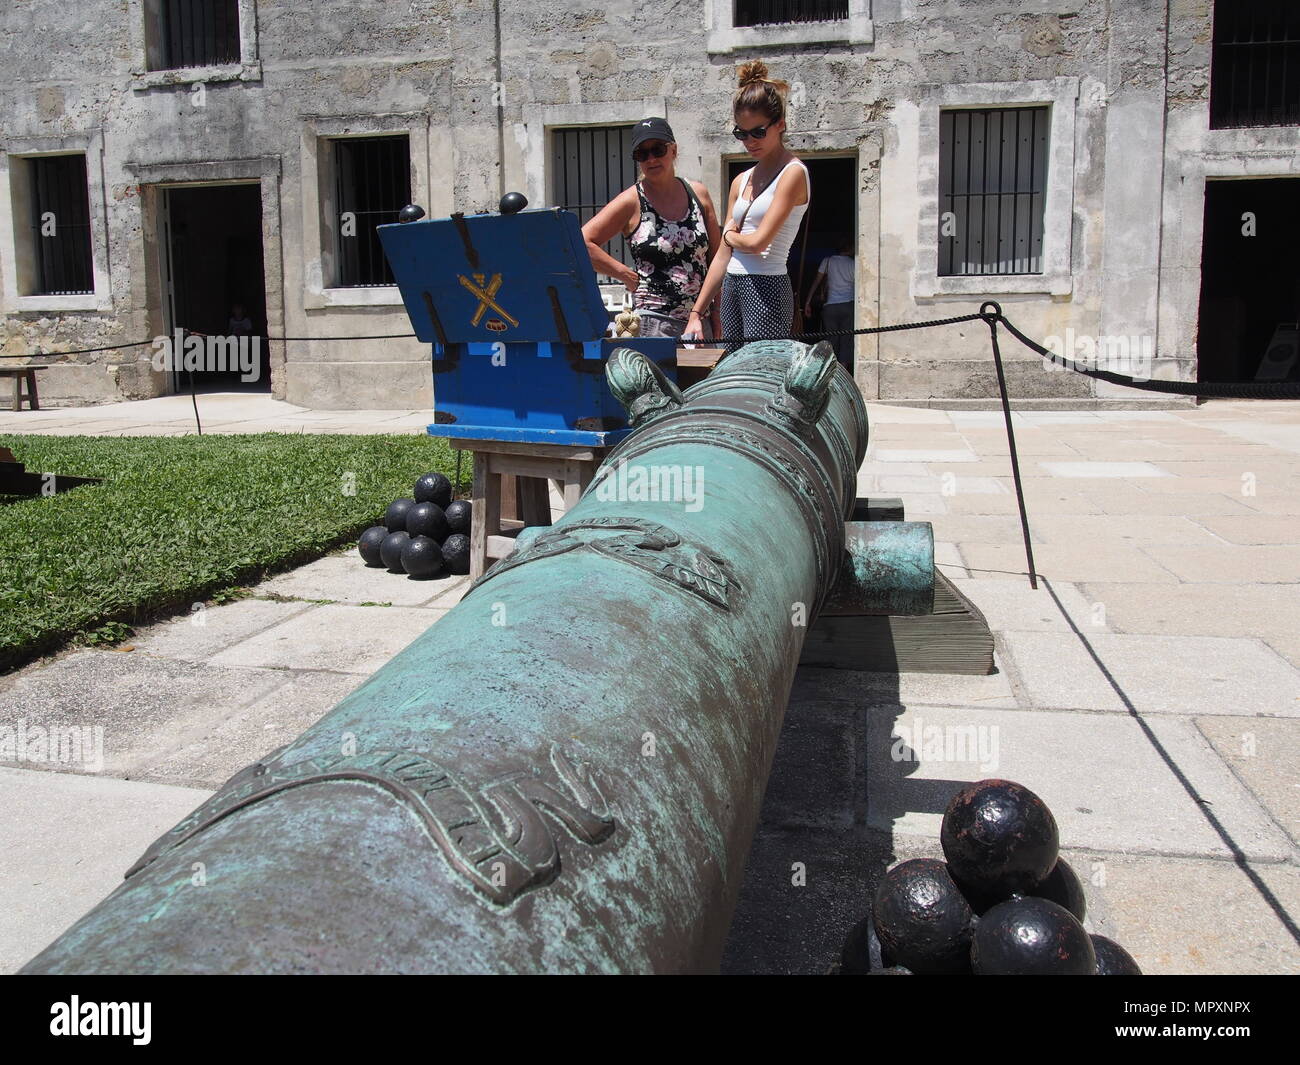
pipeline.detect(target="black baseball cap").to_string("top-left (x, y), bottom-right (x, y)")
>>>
top-left (631, 117), bottom-right (675, 149)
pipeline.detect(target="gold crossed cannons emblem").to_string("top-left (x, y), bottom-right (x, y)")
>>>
top-left (458, 272), bottom-right (519, 331)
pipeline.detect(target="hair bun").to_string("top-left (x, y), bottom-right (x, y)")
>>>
top-left (737, 60), bottom-right (769, 87)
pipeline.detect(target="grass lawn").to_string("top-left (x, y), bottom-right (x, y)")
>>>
top-left (0, 433), bottom-right (465, 672)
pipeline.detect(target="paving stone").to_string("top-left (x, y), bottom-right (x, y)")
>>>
top-left (1143, 544), bottom-right (1300, 583)
top-left (1092, 855), bottom-right (1300, 975)
top-left (960, 541), bottom-right (1181, 583)
top-left (1027, 513), bottom-right (1222, 546)
top-left (932, 540), bottom-right (968, 578)
top-left (253, 552), bottom-right (455, 606)
top-left (1196, 716), bottom-right (1300, 847)
top-left (949, 576), bottom-right (1099, 633)
top-left (0, 653), bottom-right (286, 778)
top-left (207, 604), bottom-right (446, 674)
top-left (1263, 632), bottom-right (1300, 669)
top-left (998, 630), bottom-right (1126, 710)
top-left (1194, 514), bottom-right (1300, 545)
top-left (863, 706), bottom-right (1292, 861)
top-left (1076, 581), bottom-right (1300, 639)
top-left (1038, 461), bottom-right (1170, 478)
top-left (1093, 488), bottom-right (1257, 516)
top-left (133, 669), bottom-right (366, 790)
top-left (872, 449), bottom-right (978, 463)
top-left (0, 767), bottom-right (213, 974)
top-left (927, 513), bottom-right (1032, 545)
top-left (127, 599), bottom-right (314, 662)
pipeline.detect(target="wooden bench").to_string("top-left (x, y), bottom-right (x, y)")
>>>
top-left (0, 365), bottom-right (45, 411)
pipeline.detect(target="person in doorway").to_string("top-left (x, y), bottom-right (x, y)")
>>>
top-left (683, 61), bottom-right (810, 352)
top-left (582, 117), bottom-right (723, 339)
top-left (227, 303), bottom-right (253, 337)
top-left (805, 237), bottom-right (855, 371)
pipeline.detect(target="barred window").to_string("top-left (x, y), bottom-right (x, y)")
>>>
top-left (735, 1), bottom-right (849, 26)
top-left (28, 155), bottom-right (94, 296)
top-left (1210, 1), bottom-right (1300, 129)
top-left (333, 136), bottom-right (411, 288)
top-left (150, 0), bottom-right (241, 70)
top-left (938, 107), bottom-right (1049, 277)
top-left (552, 125), bottom-right (638, 279)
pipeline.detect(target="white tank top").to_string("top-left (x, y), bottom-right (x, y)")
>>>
top-left (726, 158), bottom-right (810, 277)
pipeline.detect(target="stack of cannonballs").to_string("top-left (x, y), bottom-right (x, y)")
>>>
top-left (841, 779), bottom-right (1141, 975)
top-left (357, 472), bottom-right (473, 579)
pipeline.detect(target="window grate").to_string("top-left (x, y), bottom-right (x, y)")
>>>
top-left (734, 1), bottom-right (849, 27)
top-left (157, 0), bottom-right (241, 70)
top-left (938, 107), bottom-right (1049, 277)
top-left (1210, 1), bottom-right (1300, 129)
top-left (552, 126), bottom-right (638, 280)
top-left (334, 136), bottom-right (412, 288)
top-left (29, 155), bottom-right (94, 296)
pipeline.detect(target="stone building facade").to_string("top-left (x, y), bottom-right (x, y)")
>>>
top-left (1, 1), bottom-right (1296, 409)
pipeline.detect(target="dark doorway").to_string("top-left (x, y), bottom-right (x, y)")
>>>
top-left (1198, 178), bottom-right (1300, 383)
top-left (724, 154), bottom-right (857, 318)
top-left (163, 183), bottom-right (269, 392)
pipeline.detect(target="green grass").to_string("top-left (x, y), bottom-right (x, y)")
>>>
top-left (0, 433), bottom-right (467, 672)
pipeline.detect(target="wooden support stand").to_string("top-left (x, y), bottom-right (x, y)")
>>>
top-left (799, 496), bottom-right (996, 675)
top-left (452, 439), bottom-right (611, 580)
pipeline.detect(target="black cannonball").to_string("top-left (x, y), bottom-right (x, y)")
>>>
top-left (871, 859), bottom-right (975, 975)
top-left (406, 501), bottom-right (450, 542)
top-left (357, 525), bottom-right (388, 567)
top-left (499, 191), bottom-right (528, 215)
top-left (1025, 858), bottom-right (1087, 922)
top-left (441, 532), bottom-right (470, 575)
top-left (398, 204), bottom-right (426, 223)
top-left (941, 779), bottom-right (1059, 899)
top-left (414, 471), bottom-right (453, 508)
top-left (400, 534), bottom-right (444, 579)
top-left (971, 897), bottom-right (1096, 975)
top-left (385, 498), bottom-right (416, 532)
top-left (444, 499), bottom-right (473, 535)
top-left (1092, 935), bottom-right (1142, 975)
top-left (379, 531), bottom-right (411, 573)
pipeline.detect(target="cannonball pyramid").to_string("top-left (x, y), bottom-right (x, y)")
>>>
top-left (840, 778), bottom-right (1142, 975)
top-left (357, 472), bottom-right (471, 578)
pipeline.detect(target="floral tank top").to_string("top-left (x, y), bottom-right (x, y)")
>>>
top-left (628, 179), bottom-right (710, 321)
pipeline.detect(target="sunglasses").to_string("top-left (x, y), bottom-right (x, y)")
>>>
top-left (632, 142), bottom-right (670, 162)
top-left (732, 124), bottom-right (771, 141)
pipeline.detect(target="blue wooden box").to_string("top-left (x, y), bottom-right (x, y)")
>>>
top-left (377, 206), bottom-right (677, 446)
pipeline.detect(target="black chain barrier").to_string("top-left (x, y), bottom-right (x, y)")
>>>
top-left (4, 306), bottom-right (1298, 398)
top-left (7, 304), bottom-right (1298, 589)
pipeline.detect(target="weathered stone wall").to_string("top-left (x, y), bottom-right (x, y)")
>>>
top-left (0, 1), bottom-right (1224, 408)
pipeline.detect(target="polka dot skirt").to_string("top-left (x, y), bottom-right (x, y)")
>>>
top-left (720, 274), bottom-right (795, 355)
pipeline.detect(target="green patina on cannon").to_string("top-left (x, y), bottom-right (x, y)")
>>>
top-left (22, 339), bottom-right (936, 974)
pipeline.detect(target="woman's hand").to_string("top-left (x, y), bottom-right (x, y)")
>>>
top-left (621, 264), bottom-right (640, 292)
top-left (682, 310), bottom-right (705, 341)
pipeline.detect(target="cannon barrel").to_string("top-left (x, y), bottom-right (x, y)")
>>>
top-left (24, 340), bottom-right (898, 974)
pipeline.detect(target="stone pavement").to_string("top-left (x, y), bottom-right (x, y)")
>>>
top-left (0, 391), bottom-right (432, 435)
top-left (0, 396), bottom-right (1297, 973)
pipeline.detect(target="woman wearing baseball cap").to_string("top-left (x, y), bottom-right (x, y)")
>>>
top-left (582, 117), bottom-right (723, 339)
